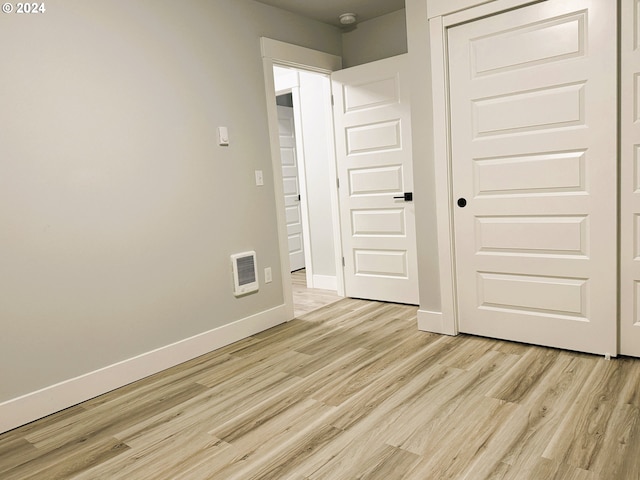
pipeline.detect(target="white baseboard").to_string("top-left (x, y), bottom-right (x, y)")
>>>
top-left (0, 304), bottom-right (288, 435)
top-left (417, 309), bottom-right (457, 336)
top-left (311, 274), bottom-right (337, 291)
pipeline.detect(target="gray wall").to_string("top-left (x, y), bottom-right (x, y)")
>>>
top-left (405, 0), bottom-right (441, 312)
top-left (0, 0), bottom-right (341, 402)
top-left (342, 9), bottom-right (408, 68)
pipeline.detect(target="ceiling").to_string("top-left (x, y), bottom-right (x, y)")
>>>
top-left (253, 0), bottom-right (406, 27)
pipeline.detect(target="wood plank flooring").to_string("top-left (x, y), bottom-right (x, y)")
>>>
top-left (2, 298), bottom-right (640, 479)
top-left (291, 269), bottom-right (342, 317)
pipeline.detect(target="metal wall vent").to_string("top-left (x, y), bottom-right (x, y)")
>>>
top-left (231, 251), bottom-right (259, 296)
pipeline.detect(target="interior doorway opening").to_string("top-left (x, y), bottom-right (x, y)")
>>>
top-left (271, 64), bottom-right (344, 316)
top-left (261, 37), bottom-right (344, 320)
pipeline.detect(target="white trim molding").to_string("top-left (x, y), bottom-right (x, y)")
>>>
top-left (427, 0), bottom-right (542, 19)
top-left (417, 309), bottom-right (456, 336)
top-left (429, 14), bottom-right (459, 336)
top-left (0, 305), bottom-right (288, 434)
top-left (312, 274), bottom-right (338, 291)
top-left (261, 38), bottom-right (341, 73)
top-left (428, 0), bottom-right (493, 18)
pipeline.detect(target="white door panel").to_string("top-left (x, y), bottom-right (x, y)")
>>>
top-left (333, 55), bottom-right (418, 305)
top-left (277, 105), bottom-right (305, 272)
top-left (475, 215), bottom-right (588, 256)
top-left (473, 151), bottom-right (585, 196)
top-left (351, 209), bottom-right (406, 236)
top-left (448, 0), bottom-right (616, 354)
top-left (621, 0), bottom-right (640, 357)
top-left (348, 165), bottom-right (404, 196)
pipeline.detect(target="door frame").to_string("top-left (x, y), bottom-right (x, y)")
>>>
top-left (261, 38), bottom-right (344, 319)
top-left (620, 0), bottom-right (638, 356)
top-left (427, 0), bottom-right (548, 335)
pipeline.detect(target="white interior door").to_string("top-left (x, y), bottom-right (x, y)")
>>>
top-left (621, 0), bottom-right (640, 357)
top-left (277, 104), bottom-right (305, 272)
top-left (332, 54), bottom-right (418, 305)
top-left (448, 0), bottom-right (617, 354)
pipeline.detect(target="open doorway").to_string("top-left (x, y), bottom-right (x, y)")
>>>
top-left (263, 40), bottom-right (420, 318)
top-left (272, 65), bottom-right (342, 317)
top-left (261, 37), bottom-right (344, 320)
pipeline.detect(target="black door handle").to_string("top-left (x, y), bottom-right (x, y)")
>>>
top-left (457, 198), bottom-right (467, 207)
top-left (393, 192), bottom-right (413, 201)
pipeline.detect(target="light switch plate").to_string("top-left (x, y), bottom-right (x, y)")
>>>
top-left (255, 170), bottom-right (264, 186)
top-left (264, 267), bottom-right (272, 283)
top-left (217, 126), bottom-right (229, 146)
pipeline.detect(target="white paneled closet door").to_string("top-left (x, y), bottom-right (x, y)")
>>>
top-left (448, 0), bottom-right (617, 355)
top-left (621, 0), bottom-right (640, 357)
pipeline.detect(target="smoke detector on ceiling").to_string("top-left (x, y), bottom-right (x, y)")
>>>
top-left (339, 13), bottom-right (357, 25)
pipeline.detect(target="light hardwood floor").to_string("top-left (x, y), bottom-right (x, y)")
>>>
top-left (1, 298), bottom-right (640, 479)
top-left (292, 269), bottom-right (342, 317)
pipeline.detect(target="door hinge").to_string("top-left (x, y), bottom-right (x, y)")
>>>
top-left (331, 94), bottom-right (334, 106)
top-left (342, 257), bottom-right (345, 267)
top-left (336, 178), bottom-right (340, 189)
